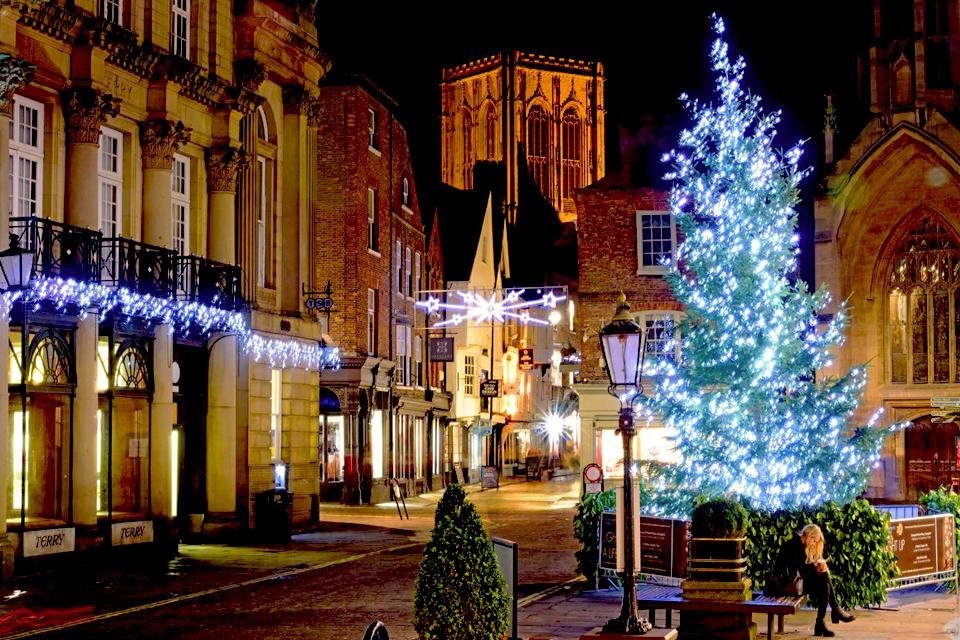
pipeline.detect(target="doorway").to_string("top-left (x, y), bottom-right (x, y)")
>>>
top-left (904, 415), bottom-right (960, 501)
top-left (173, 343), bottom-right (207, 530)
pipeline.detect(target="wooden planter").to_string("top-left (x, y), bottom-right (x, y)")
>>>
top-left (682, 537), bottom-right (751, 602)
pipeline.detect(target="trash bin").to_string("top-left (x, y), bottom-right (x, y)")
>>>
top-left (255, 488), bottom-right (293, 543)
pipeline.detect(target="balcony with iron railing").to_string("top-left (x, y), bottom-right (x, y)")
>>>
top-left (8, 216), bottom-right (244, 310)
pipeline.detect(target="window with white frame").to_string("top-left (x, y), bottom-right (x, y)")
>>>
top-left (414, 335), bottom-right (422, 387)
top-left (368, 108), bottom-right (377, 149)
top-left (414, 251), bottom-right (421, 296)
top-left (270, 368), bottom-right (282, 462)
top-left (367, 288), bottom-right (377, 355)
top-left (402, 177), bottom-right (410, 207)
top-left (98, 127), bottom-right (122, 237)
top-left (463, 355), bottom-right (476, 396)
top-left (396, 324), bottom-right (411, 386)
top-left (172, 154), bottom-right (190, 255)
top-left (99, 0), bottom-right (122, 24)
top-left (367, 188), bottom-right (378, 252)
top-left (9, 96), bottom-right (43, 218)
top-left (171, 0), bottom-right (190, 59)
top-left (636, 211), bottom-right (676, 273)
top-left (405, 246), bottom-right (412, 297)
top-left (640, 312), bottom-right (681, 363)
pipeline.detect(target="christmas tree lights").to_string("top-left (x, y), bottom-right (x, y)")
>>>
top-left (3, 276), bottom-right (339, 372)
top-left (644, 15), bottom-right (895, 513)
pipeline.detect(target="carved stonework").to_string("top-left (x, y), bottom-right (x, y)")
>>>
top-left (0, 54), bottom-right (36, 117)
top-left (141, 120), bottom-right (192, 170)
top-left (282, 84), bottom-right (314, 115)
top-left (206, 146), bottom-right (248, 193)
top-left (235, 59), bottom-right (266, 92)
top-left (62, 87), bottom-right (121, 144)
top-left (306, 97), bottom-right (322, 128)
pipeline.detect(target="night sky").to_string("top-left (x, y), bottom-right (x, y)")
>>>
top-left (317, 1), bottom-right (868, 286)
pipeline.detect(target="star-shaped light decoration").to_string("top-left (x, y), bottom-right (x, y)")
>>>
top-left (416, 287), bottom-right (567, 329)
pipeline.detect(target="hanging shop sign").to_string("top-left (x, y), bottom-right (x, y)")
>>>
top-left (518, 348), bottom-right (534, 370)
top-left (303, 281), bottom-right (335, 311)
top-left (429, 337), bottom-right (455, 362)
top-left (24, 527), bottom-right (76, 557)
top-left (480, 379), bottom-right (500, 398)
top-left (111, 520), bottom-right (155, 546)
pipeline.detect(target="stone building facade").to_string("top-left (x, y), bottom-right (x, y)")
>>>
top-left (0, 0), bottom-right (335, 578)
top-left (440, 52), bottom-right (605, 223)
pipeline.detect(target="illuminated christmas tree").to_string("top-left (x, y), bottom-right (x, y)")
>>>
top-left (645, 16), bottom-right (893, 513)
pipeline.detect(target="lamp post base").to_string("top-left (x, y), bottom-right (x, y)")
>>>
top-left (602, 614), bottom-right (653, 635)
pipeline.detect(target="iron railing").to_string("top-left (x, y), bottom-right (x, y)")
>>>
top-left (176, 255), bottom-right (243, 310)
top-left (10, 216), bottom-right (101, 282)
top-left (100, 236), bottom-right (178, 298)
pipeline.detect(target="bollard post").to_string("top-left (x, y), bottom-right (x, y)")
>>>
top-left (361, 621), bottom-right (389, 640)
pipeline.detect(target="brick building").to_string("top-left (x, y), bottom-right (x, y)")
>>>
top-left (814, 0), bottom-right (960, 501)
top-left (440, 52), bottom-right (606, 224)
top-left (574, 172), bottom-right (681, 477)
top-left (314, 76), bottom-right (449, 504)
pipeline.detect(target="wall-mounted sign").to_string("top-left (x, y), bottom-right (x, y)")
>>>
top-left (111, 520), bottom-right (155, 546)
top-left (583, 463), bottom-right (604, 494)
top-left (480, 379), bottom-right (500, 398)
top-left (429, 337), bottom-right (454, 362)
top-left (518, 348), bottom-right (534, 370)
top-left (24, 527), bottom-right (75, 557)
top-left (303, 281), bottom-right (335, 311)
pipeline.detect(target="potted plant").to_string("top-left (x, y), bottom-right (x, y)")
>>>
top-left (413, 484), bottom-right (509, 640)
top-left (683, 496), bottom-right (752, 601)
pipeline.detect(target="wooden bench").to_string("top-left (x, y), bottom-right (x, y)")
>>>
top-left (635, 583), bottom-right (806, 640)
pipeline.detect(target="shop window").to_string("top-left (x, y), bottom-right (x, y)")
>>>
top-left (322, 415), bottom-right (343, 482)
top-left (371, 410), bottom-right (384, 479)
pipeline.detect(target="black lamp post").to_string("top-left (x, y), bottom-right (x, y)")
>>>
top-left (599, 293), bottom-right (651, 635)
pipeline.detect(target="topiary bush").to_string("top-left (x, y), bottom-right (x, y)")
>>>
top-left (413, 484), bottom-right (509, 640)
top-left (572, 489), bottom-right (616, 583)
top-left (691, 496), bottom-right (749, 538)
top-left (919, 486), bottom-right (960, 590)
top-left (745, 499), bottom-right (897, 607)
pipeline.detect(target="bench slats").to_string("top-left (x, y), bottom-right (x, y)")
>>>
top-left (633, 584), bottom-right (804, 615)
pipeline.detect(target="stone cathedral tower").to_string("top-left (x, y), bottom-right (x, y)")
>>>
top-left (441, 51), bottom-right (605, 223)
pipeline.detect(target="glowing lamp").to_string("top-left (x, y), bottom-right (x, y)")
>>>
top-left (0, 234), bottom-right (34, 291)
top-left (599, 293), bottom-right (644, 394)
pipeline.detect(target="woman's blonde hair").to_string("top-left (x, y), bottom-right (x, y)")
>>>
top-left (800, 524), bottom-right (824, 564)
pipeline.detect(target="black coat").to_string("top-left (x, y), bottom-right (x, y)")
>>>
top-left (768, 535), bottom-right (820, 596)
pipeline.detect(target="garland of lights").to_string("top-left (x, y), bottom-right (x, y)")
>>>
top-left (2, 276), bottom-right (339, 372)
top-left (639, 15), bottom-right (897, 514)
top-left (416, 288), bottom-right (566, 328)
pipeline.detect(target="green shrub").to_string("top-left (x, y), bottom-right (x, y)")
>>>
top-left (919, 486), bottom-right (960, 590)
top-left (745, 499), bottom-right (897, 607)
top-left (572, 489), bottom-right (616, 582)
top-left (691, 497), bottom-right (749, 538)
top-left (413, 484), bottom-right (509, 640)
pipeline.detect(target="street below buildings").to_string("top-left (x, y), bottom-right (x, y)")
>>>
top-left (1, 478), bottom-right (959, 640)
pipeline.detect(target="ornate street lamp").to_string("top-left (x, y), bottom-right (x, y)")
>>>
top-left (599, 293), bottom-right (651, 635)
top-left (0, 233), bottom-right (34, 291)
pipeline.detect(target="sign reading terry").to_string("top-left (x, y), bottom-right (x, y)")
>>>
top-left (23, 527), bottom-right (76, 557)
top-left (111, 520), bottom-right (155, 546)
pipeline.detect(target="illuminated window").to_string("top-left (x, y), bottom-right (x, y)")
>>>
top-left (414, 334), bottom-right (422, 387)
top-left (402, 178), bottom-right (410, 207)
top-left (322, 415), bottom-right (344, 482)
top-left (368, 108), bottom-right (377, 150)
top-left (371, 410), bottom-right (384, 479)
top-left (270, 368), bottom-right (282, 462)
top-left (405, 246), bottom-right (412, 297)
top-left (29, 333), bottom-right (71, 385)
top-left (100, 0), bottom-right (121, 24)
top-left (463, 355), bottom-right (476, 396)
top-left (368, 188), bottom-right (378, 252)
top-left (172, 154), bottom-right (189, 255)
top-left (367, 288), bottom-right (377, 355)
top-left (414, 252), bottom-right (421, 296)
top-left (395, 240), bottom-right (402, 293)
top-left (483, 104), bottom-right (497, 160)
top-left (639, 312), bottom-right (681, 363)
top-left (461, 108), bottom-right (473, 188)
top-left (114, 344), bottom-right (149, 390)
top-left (98, 127), bottom-right (122, 237)
top-left (527, 104), bottom-right (550, 196)
top-left (171, 0), bottom-right (190, 59)
top-left (560, 108), bottom-right (582, 200)
top-left (888, 216), bottom-right (960, 383)
top-left (636, 211), bottom-right (676, 273)
top-left (9, 95), bottom-right (44, 217)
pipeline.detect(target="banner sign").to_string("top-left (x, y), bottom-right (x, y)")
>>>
top-left (24, 527), bottom-right (75, 557)
top-left (889, 514), bottom-right (955, 582)
top-left (519, 348), bottom-right (534, 370)
top-left (429, 337), bottom-right (454, 362)
top-left (599, 512), bottom-right (688, 578)
top-left (480, 379), bottom-right (500, 398)
top-left (112, 520), bottom-right (155, 546)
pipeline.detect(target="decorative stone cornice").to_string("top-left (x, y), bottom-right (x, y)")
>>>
top-left (0, 54), bottom-right (35, 117)
top-left (306, 97), bottom-right (322, 128)
top-left (282, 84), bottom-right (315, 115)
top-left (17, 0), bottom-right (83, 44)
top-left (62, 87), bottom-right (121, 144)
top-left (141, 120), bottom-right (192, 170)
top-left (206, 146), bottom-right (248, 193)
top-left (235, 59), bottom-right (266, 92)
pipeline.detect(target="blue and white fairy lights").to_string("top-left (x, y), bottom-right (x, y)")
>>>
top-left (2, 275), bottom-right (339, 372)
top-left (416, 287), bottom-right (567, 328)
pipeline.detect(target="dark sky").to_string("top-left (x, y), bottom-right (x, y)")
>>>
top-left (317, 1), bottom-right (868, 285)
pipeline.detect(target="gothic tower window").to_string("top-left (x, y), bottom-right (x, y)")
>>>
top-left (888, 216), bottom-right (960, 384)
top-left (560, 107), bottom-right (582, 201)
top-left (893, 54), bottom-right (914, 106)
top-left (461, 109), bottom-right (473, 189)
top-left (527, 104), bottom-right (551, 197)
top-left (483, 104), bottom-right (498, 160)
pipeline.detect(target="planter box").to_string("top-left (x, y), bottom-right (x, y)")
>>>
top-left (689, 537), bottom-right (746, 560)
top-left (683, 537), bottom-right (751, 601)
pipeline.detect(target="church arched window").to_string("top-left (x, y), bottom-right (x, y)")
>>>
top-left (893, 54), bottom-right (914, 107)
top-left (888, 216), bottom-right (960, 383)
top-left (560, 107), bottom-right (582, 201)
top-left (527, 104), bottom-right (551, 196)
top-left (483, 104), bottom-right (497, 160)
top-left (461, 108), bottom-right (473, 188)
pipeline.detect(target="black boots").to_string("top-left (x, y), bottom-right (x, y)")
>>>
top-left (814, 619), bottom-right (836, 637)
top-left (831, 608), bottom-right (855, 624)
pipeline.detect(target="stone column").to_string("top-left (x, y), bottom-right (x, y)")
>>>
top-left (151, 326), bottom-right (174, 518)
top-left (63, 87), bottom-right (120, 230)
top-left (0, 54), bottom-right (34, 581)
top-left (281, 86), bottom-right (309, 314)
top-left (205, 146), bottom-right (246, 264)
top-left (73, 315), bottom-right (99, 527)
top-left (141, 120), bottom-right (191, 248)
top-left (206, 332), bottom-right (238, 514)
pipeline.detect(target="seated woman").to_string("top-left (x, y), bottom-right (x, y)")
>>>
top-left (770, 524), bottom-right (855, 637)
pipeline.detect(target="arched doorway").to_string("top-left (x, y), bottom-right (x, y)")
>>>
top-left (905, 414), bottom-right (960, 500)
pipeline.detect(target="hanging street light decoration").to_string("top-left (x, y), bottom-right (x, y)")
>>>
top-left (416, 286), bottom-right (567, 328)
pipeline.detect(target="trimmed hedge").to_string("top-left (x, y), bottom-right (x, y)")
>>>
top-left (573, 495), bottom-right (897, 607)
top-left (691, 497), bottom-right (749, 539)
